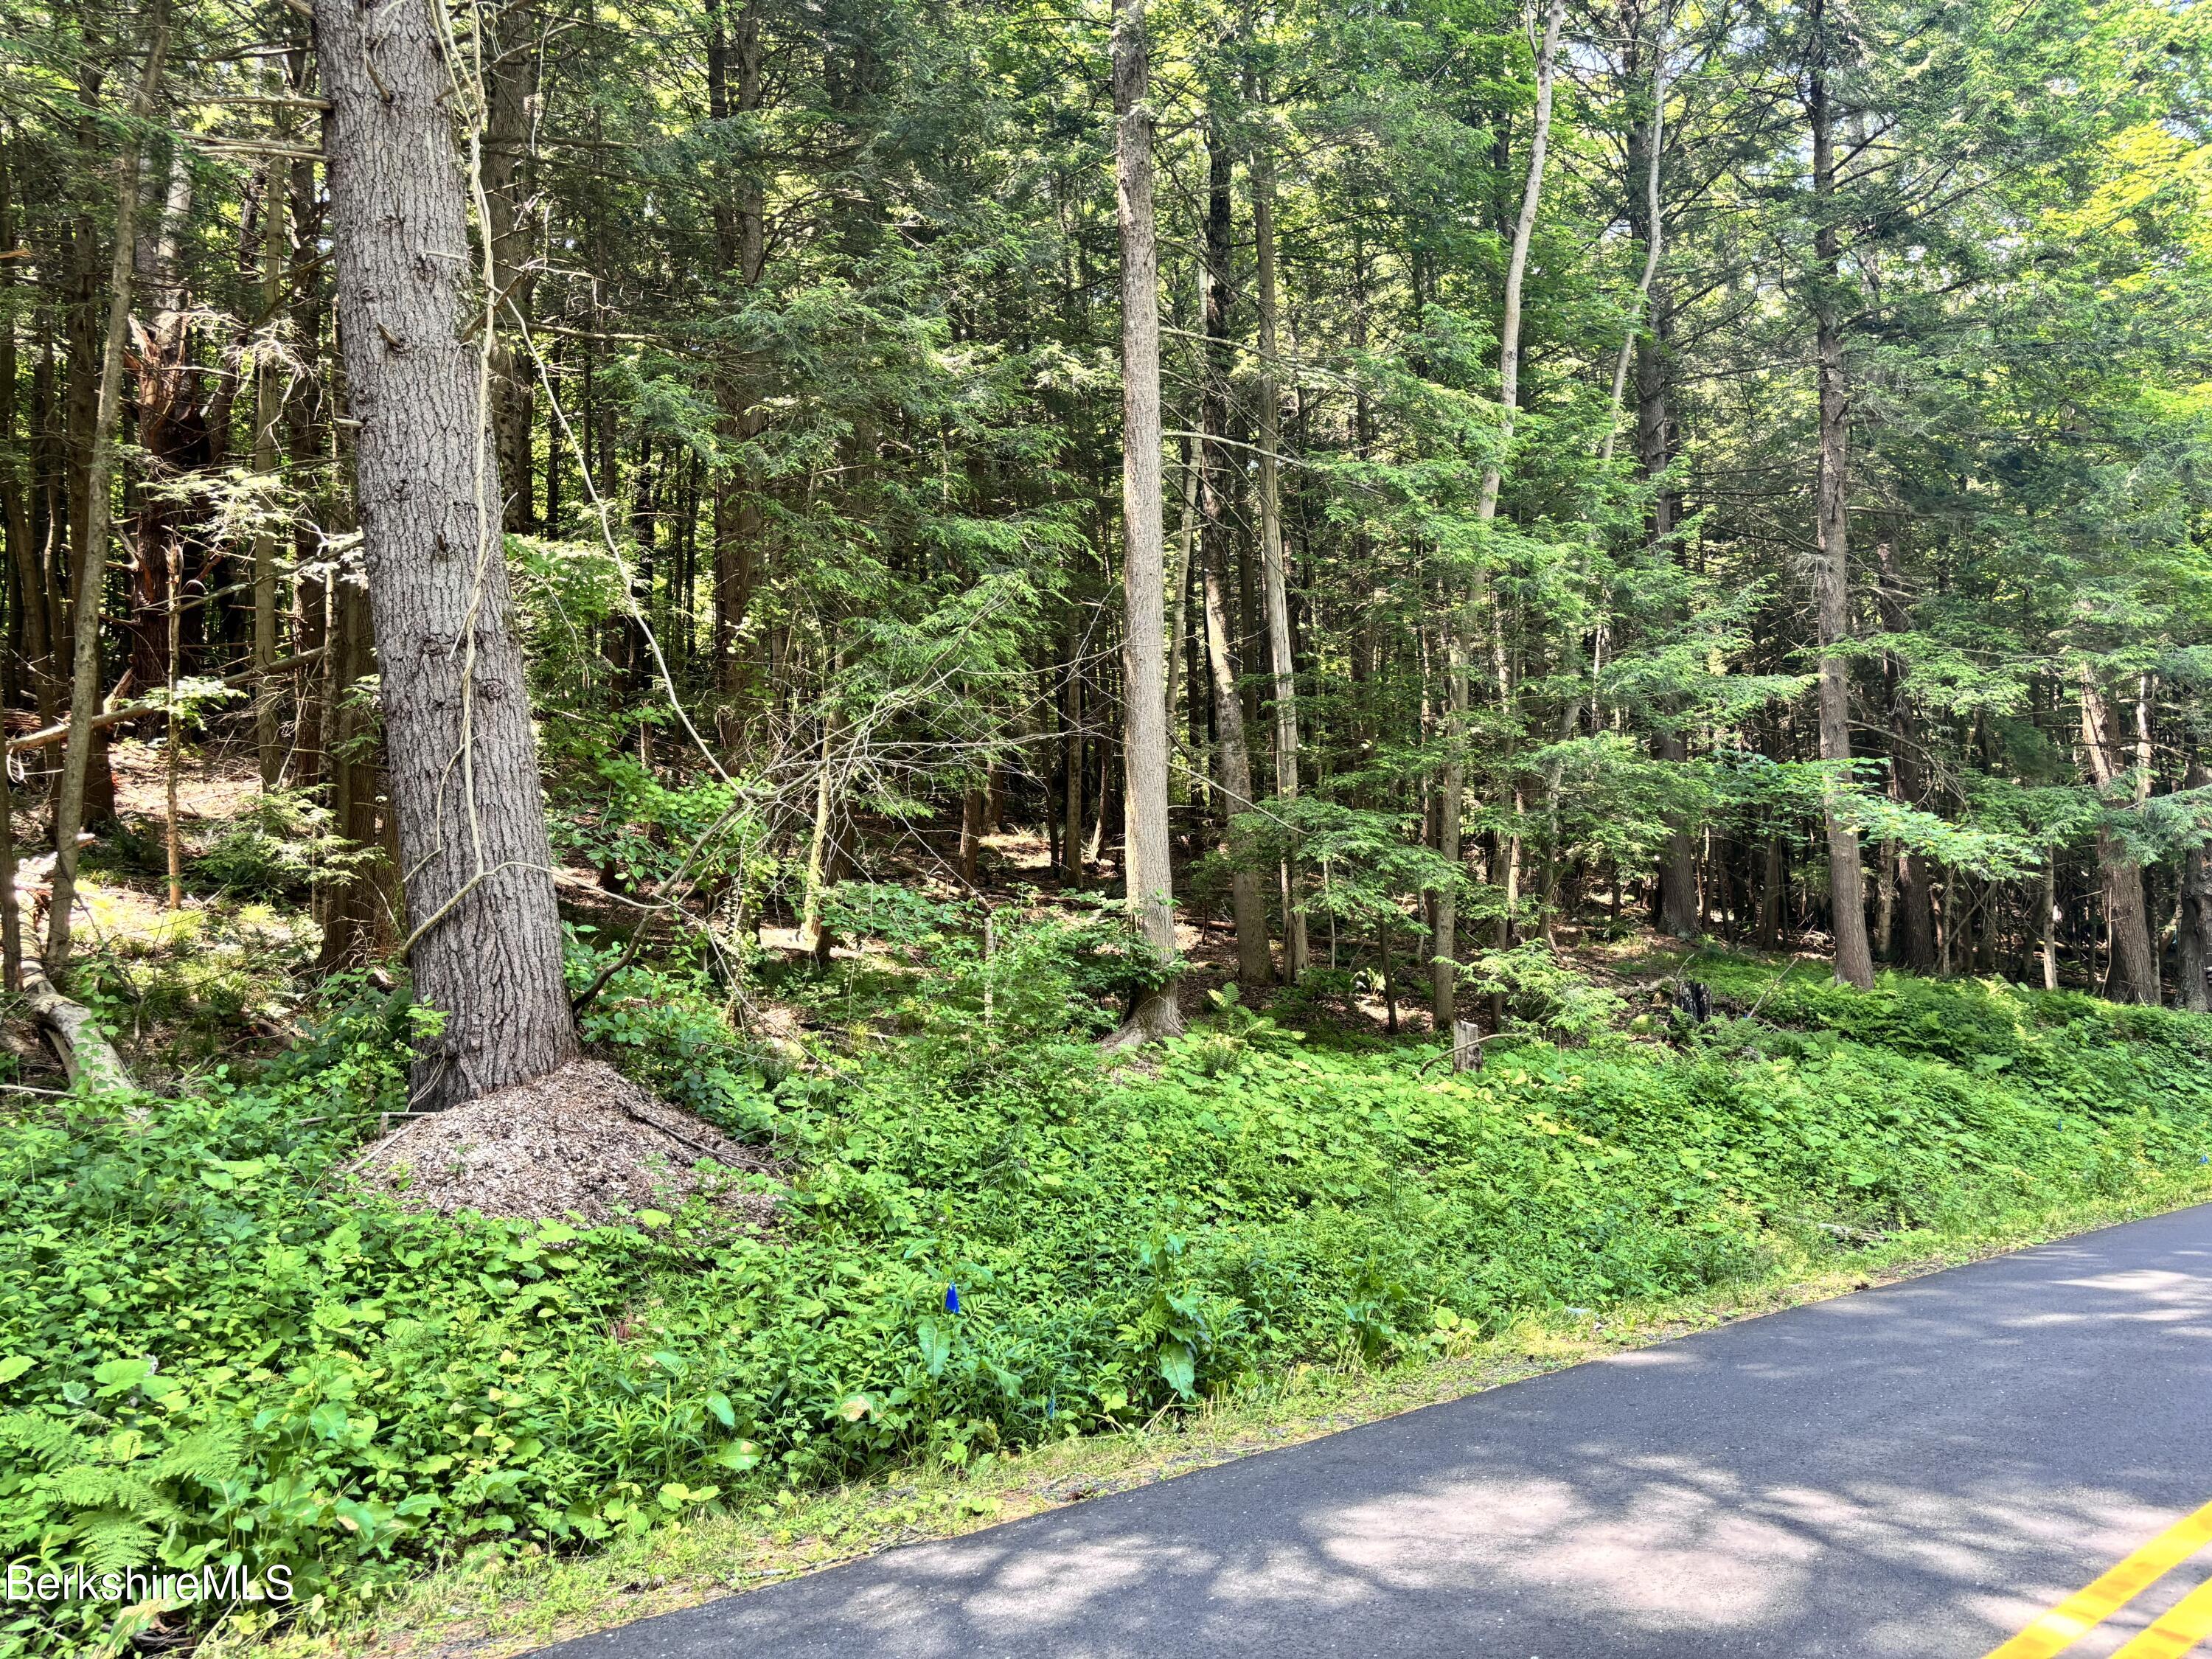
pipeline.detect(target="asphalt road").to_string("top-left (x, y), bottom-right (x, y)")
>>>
top-left (537, 1203), bottom-right (2212, 1658)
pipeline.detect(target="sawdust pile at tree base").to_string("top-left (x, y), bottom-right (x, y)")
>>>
top-left (348, 1058), bottom-right (779, 1227)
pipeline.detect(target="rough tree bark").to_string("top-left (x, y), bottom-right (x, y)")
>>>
top-left (1109, 0), bottom-right (1182, 1043)
top-left (47, 0), bottom-right (169, 973)
top-left (1807, 0), bottom-right (1874, 990)
top-left (316, 0), bottom-right (577, 1104)
top-left (2078, 666), bottom-right (2159, 1004)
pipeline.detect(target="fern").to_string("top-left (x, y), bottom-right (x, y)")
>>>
top-left (152, 1424), bottom-right (245, 1493)
top-left (72, 1512), bottom-right (158, 1576)
top-left (52, 1468), bottom-right (178, 1526)
top-left (0, 1411), bottom-right (88, 1472)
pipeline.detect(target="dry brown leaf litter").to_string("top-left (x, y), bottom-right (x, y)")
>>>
top-left (348, 1057), bottom-right (780, 1228)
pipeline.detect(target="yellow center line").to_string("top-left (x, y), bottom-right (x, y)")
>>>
top-left (1985, 1499), bottom-right (2212, 1659)
top-left (2112, 1575), bottom-right (2212, 1658)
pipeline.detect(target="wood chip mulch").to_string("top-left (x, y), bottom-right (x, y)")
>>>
top-left (347, 1057), bottom-right (781, 1229)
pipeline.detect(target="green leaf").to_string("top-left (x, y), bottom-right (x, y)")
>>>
top-left (1158, 1343), bottom-right (1195, 1398)
top-left (92, 1358), bottom-right (150, 1397)
top-left (0, 1356), bottom-right (34, 1386)
top-left (916, 1317), bottom-right (952, 1378)
top-left (713, 1439), bottom-right (762, 1472)
top-left (706, 1391), bottom-right (736, 1428)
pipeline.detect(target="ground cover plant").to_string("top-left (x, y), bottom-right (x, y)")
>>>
top-left (4, 936), bottom-right (2210, 1656)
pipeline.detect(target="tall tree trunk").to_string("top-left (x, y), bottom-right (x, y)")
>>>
top-left (484, 0), bottom-right (540, 532)
top-left (2079, 665), bottom-right (2159, 1004)
top-left (1758, 834), bottom-right (1785, 948)
top-left (1200, 114), bottom-right (1272, 987)
top-left (1877, 542), bottom-right (1935, 970)
top-left (2182, 757), bottom-right (2212, 1012)
top-left (1436, 0), bottom-right (1565, 1010)
top-left (0, 726), bottom-right (17, 995)
top-left (1808, 0), bottom-right (1874, 989)
top-left (164, 540), bottom-right (182, 910)
top-left (318, 557), bottom-right (386, 969)
top-left (288, 45), bottom-right (332, 787)
top-left (796, 703), bottom-right (844, 964)
top-left (1060, 643), bottom-right (1084, 888)
top-left (706, 0), bottom-right (767, 709)
top-left (1639, 288), bottom-right (1697, 935)
top-left (127, 146), bottom-right (199, 709)
top-left (959, 787), bottom-right (984, 886)
top-left (48, 0), bottom-right (170, 975)
top-left (2041, 855), bottom-right (2059, 992)
top-left (1657, 728), bottom-right (1699, 936)
top-left (1169, 434), bottom-right (1199, 769)
top-left (1251, 125), bottom-right (1306, 984)
top-left (1601, 7), bottom-right (1667, 465)
top-left (252, 153), bottom-right (288, 788)
top-left (1622, 10), bottom-right (1694, 939)
top-left (0, 138), bottom-right (55, 720)
top-left (317, 0), bottom-right (578, 1103)
top-left (1110, 0), bottom-right (1182, 1043)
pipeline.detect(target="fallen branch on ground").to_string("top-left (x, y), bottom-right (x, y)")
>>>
top-left (5, 647), bottom-right (330, 755)
top-left (20, 960), bottom-right (133, 1092)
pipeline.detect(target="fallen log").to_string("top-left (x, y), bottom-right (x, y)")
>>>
top-left (21, 961), bottom-right (133, 1092)
top-left (4, 646), bottom-right (330, 756)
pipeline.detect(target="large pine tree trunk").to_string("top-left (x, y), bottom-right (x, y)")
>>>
top-left (1807, 0), bottom-right (1874, 990)
top-left (316, 0), bottom-right (577, 1105)
top-left (1109, 0), bottom-right (1181, 1043)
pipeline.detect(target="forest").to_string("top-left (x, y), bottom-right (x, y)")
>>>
top-left (4, 0), bottom-right (2212, 1649)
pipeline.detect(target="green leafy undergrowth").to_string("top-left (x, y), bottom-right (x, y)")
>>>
top-left (2, 965), bottom-right (2210, 1653)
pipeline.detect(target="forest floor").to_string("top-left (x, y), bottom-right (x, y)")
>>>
top-left (9, 744), bottom-right (2212, 1659)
